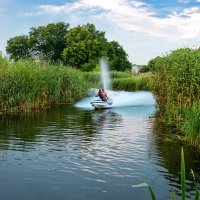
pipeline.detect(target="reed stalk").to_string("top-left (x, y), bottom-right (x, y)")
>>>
top-left (0, 57), bottom-right (89, 114)
top-left (132, 147), bottom-right (199, 200)
top-left (149, 48), bottom-right (200, 147)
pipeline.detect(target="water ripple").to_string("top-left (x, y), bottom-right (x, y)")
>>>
top-left (0, 104), bottom-right (199, 200)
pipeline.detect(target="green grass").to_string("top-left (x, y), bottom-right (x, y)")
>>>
top-left (149, 47), bottom-right (200, 147)
top-left (84, 71), bottom-right (151, 91)
top-left (112, 73), bottom-right (151, 91)
top-left (0, 57), bottom-right (90, 113)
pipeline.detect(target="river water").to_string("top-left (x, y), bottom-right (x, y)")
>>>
top-left (0, 92), bottom-right (199, 200)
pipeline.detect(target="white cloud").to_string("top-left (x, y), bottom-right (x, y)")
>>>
top-left (2, 0), bottom-right (200, 64)
top-left (178, 0), bottom-right (192, 3)
top-left (33, 0), bottom-right (200, 41)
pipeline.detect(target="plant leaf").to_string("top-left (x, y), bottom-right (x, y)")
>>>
top-left (171, 190), bottom-right (175, 200)
top-left (181, 147), bottom-right (186, 200)
top-left (191, 169), bottom-right (199, 200)
top-left (132, 183), bottom-right (157, 200)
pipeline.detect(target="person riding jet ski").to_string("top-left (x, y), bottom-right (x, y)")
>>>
top-left (96, 88), bottom-right (108, 101)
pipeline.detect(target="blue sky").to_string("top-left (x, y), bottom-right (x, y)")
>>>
top-left (0, 0), bottom-right (200, 64)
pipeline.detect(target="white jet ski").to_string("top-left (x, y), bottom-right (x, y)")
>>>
top-left (90, 97), bottom-right (113, 109)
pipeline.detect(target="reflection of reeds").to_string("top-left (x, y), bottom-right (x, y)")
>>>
top-left (132, 148), bottom-right (199, 200)
top-left (0, 58), bottom-right (89, 114)
top-left (149, 48), bottom-right (200, 147)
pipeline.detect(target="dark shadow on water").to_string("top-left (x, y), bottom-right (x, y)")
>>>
top-left (149, 120), bottom-right (200, 199)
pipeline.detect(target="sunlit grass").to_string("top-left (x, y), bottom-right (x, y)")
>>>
top-left (84, 71), bottom-right (151, 91)
top-left (0, 58), bottom-right (89, 113)
top-left (149, 48), bottom-right (200, 147)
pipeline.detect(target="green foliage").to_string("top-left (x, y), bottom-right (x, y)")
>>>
top-left (6, 22), bottom-right (69, 62)
top-left (6, 35), bottom-right (31, 61)
top-left (139, 65), bottom-right (150, 73)
top-left (181, 103), bottom-right (200, 146)
top-left (0, 52), bottom-right (9, 68)
top-left (132, 183), bottom-right (156, 200)
top-left (132, 147), bottom-right (199, 200)
top-left (28, 22), bottom-right (70, 61)
top-left (6, 22), bottom-right (132, 71)
top-left (146, 57), bottom-right (160, 72)
top-left (112, 74), bottom-right (151, 91)
top-left (62, 23), bottom-right (107, 69)
top-left (83, 71), bottom-right (151, 91)
top-left (107, 41), bottom-right (132, 71)
top-left (191, 169), bottom-right (199, 200)
top-left (81, 59), bottom-right (99, 72)
top-left (111, 71), bottom-right (132, 79)
top-left (83, 72), bottom-right (101, 88)
top-left (0, 58), bottom-right (89, 113)
top-left (181, 147), bottom-right (186, 200)
top-left (149, 47), bottom-right (200, 146)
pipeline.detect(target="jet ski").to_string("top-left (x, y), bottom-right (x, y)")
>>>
top-left (90, 97), bottom-right (113, 109)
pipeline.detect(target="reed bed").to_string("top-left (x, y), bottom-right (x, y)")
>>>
top-left (149, 48), bottom-right (200, 147)
top-left (0, 58), bottom-right (89, 114)
top-left (112, 73), bottom-right (151, 91)
top-left (83, 72), bottom-right (100, 88)
top-left (83, 71), bottom-right (133, 87)
top-left (84, 71), bottom-right (151, 91)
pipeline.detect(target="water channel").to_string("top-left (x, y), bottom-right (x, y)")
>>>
top-left (0, 91), bottom-right (199, 200)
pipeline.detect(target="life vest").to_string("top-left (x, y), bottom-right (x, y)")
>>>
top-left (98, 91), bottom-right (103, 99)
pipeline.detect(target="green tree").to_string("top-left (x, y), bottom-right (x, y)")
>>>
top-left (139, 65), bottom-right (149, 73)
top-left (6, 35), bottom-right (31, 61)
top-left (145, 56), bottom-right (161, 72)
top-left (6, 22), bottom-right (133, 71)
top-left (62, 23), bottom-right (107, 69)
top-left (29, 22), bottom-right (70, 61)
top-left (107, 41), bottom-right (132, 71)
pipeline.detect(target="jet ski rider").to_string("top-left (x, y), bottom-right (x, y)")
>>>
top-left (96, 88), bottom-right (107, 101)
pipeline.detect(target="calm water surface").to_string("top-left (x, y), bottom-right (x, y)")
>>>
top-left (0, 104), bottom-right (199, 200)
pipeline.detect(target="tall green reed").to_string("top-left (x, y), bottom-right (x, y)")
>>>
top-left (112, 73), bottom-right (151, 91)
top-left (149, 48), bottom-right (200, 147)
top-left (84, 71), bottom-right (151, 91)
top-left (132, 147), bottom-right (199, 200)
top-left (0, 58), bottom-right (89, 113)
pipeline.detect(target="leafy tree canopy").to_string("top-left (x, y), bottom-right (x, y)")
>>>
top-left (29, 22), bottom-right (69, 61)
top-left (6, 22), bottom-right (132, 71)
top-left (6, 35), bottom-right (30, 61)
top-left (6, 22), bottom-right (69, 61)
top-left (107, 41), bottom-right (132, 71)
top-left (62, 23), bottom-right (107, 69)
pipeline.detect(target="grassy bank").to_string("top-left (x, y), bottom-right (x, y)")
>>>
top-left (112, 73), bottom-right (151, 91)
top-left (0, 57), bottom-right (89, 114)
top-left (84, 71), bottom-right (151, 91)
top-left (149, 48), bottom-right (200, 147)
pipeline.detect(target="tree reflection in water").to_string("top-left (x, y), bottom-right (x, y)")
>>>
top-left (149, 119), bottom-right (200, 198)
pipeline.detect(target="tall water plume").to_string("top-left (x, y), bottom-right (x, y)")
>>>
top-left (100, 58), bottom-right (112, 90)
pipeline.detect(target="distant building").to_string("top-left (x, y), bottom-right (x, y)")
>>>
top-left (131, 64), bottom-right (140, 74)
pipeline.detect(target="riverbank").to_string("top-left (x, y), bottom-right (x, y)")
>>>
top-left (149, 47), bottom-right (200, 148)
top-left (0, 57), bottom-right (89, 114)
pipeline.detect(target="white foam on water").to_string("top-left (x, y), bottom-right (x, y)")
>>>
top-left (75, 90), bottom-right (156, 109)
top-left (75, 58), bottom-right (155, 110)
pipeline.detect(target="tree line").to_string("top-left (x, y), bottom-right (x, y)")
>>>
top-left (6, 22), bottom-right (132, 71)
